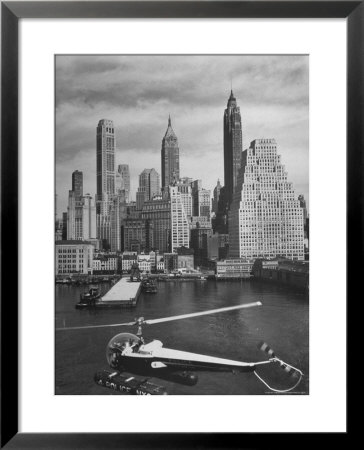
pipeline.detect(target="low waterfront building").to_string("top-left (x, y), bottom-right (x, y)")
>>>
top-left (55, 240), bottom-right (94, 275)
top-left (164, 253), bottom-right (178, 273)
top-left (215, 258), bottom-right (254, 279)
top-left (137, 254), bottom-right (152, 273)
top-left (176, 246), bottom-right (194, 270)
top-left (156, 255), bottom-right (165, 272)
top-left (252, 258), bottom-right (309, 291)
top-left (92, 254), bottom-right (119, 274)
top-left (121, 253), bottom-right (138, 272)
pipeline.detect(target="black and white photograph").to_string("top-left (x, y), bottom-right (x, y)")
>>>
top-left (55, 55), bottom-right (309, 395)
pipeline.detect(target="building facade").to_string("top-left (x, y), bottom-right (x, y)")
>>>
top-left (139, 168), bottom-right (160, 201)
top-left (215, 259), bottom-right (254, 279)
top-left (224, 90), bottom-right (243, 207)
top-left (72, 170), bottom-right (83, 201)
top-left (161, 116), bottom-right (180, 188)
top-left (141, 197), bottom-right (171, 253)
top-left (116, 164), bottom-right (130, 202)
top-left (191, 180), bottom-right (211, 219)
top-left (228, 139), bottom-right (305, 260)
top-left (122, 218), bottom-right (154, 253)
top-left (55, 240), bottom-right (94, 275)
top-left (170, 186), bottom-right (190, 252)
top-left (67, 191), bottom-right (97, 241)
top-left (96, 119), bottom-right (116, 216)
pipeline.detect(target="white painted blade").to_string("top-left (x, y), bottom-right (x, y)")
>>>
top-left (145, 302), bottom-right (262, 325)
top-left (55, 321), bottom-right (136, 331)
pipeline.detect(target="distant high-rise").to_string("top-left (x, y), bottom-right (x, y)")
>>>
top-left (212, 179), bottom-right (222, 214)
top-left (224, 90), bottom-right (242, 207)
top-left (116, 164), bottom-right (130, 201)
top-left (96, 119), bottom-right (116, 215)
top-left (139, 168), bottom-right (160, 201)
top-left (161, 116), bottom-right (180, 189)
top-left (229, 139), bottom-right (304, 260)
top-left (67, 191), bottom-right (96, 241)
top-left (72, 170), bottom-right (83, 201)
top-left (191, 180), bottom-right (211, 220)
top-left (170, 185), bottom-right (189, 252)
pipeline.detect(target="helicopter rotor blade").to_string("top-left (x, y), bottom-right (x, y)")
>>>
top-left (55, 301), bottom-right (262, 331)
top-left (145, 301), bottom-right (262, 325)
top-left (56, 321), bottom-right (136, 331)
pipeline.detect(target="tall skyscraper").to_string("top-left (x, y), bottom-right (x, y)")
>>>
top-left (96, 119), bottom-right (116, 215)
top-left (229, 139), bottom-right (304, 260)
top-left (224, 90), bottom-right (243, 207)
top-left (116, 164), bottom-right (130, 201)
top-left (161, 116), bottom-right (180, 189)
top-left (72, 170), bottom-right (83, 201)
top-left (170, 185), bottom-right (189, 252)
top-left (139, 168), bottom-right (160, 201)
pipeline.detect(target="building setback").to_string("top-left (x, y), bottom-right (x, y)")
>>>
top-left (228, 139), bottom-right (304, 260)
top-left (161, 116), bottom-right (180, 189)
top-left (224, 90), bottom-right (243, 207)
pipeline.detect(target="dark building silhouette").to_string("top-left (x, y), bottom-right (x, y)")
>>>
top-left (161, 116), bottom-right (180, 189)
top-left (223, 90), bottom-right (242, 207)
top-left (71, 170), bottom-right (83, 201)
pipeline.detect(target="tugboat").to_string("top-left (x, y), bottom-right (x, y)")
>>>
top-left (75, 286), bottom-right (100, 309)
top-left (141, 278), bottom-right (158, 294)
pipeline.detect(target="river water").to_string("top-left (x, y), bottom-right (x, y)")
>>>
top-left (55, 279), bottom-right (309, 395)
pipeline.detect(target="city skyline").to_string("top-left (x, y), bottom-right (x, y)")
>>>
top-left (56, 55), bottom-right (309, 215)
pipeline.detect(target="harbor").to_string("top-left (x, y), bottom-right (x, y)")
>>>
top-left (55, 279), bottom-right (309, 395)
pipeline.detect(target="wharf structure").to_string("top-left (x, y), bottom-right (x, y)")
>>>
top-left (252, 258), bottom-right (309, 291)
top-left (99, 277), bottom-right (141, 307)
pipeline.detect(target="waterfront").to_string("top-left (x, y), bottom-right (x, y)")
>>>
top-left (56, 279), bottom-right (308, 395)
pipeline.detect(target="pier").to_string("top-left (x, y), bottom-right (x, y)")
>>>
top-left (98, 277), bottom-right (141, 308)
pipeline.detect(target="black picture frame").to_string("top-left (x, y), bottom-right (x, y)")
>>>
top-left (1, 1), bottom-right (357, 448)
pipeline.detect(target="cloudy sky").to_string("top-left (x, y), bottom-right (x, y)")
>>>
top-left (56, 55), bottom-right (309, 215)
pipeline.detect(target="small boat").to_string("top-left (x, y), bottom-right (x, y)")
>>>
top-left (141, 279), bottom-right (158, 294)
top-left (75, 286), bottom-right (100, 309)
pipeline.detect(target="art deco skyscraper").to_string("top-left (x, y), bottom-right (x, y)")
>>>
top-left (229, 139), bottom-right (304, 260)
top-left (96, 119), bottom-right (116, 215)
top-left (224, 90), bottom-right (243, 207)
top-left (161, 116), bottom-right (180, 189)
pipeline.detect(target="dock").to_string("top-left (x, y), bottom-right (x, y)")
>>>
top-left (98, 277), bottom-right (141, 308)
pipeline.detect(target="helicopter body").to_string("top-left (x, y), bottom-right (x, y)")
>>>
top-left (106, 332), bottom-right (256, 384)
